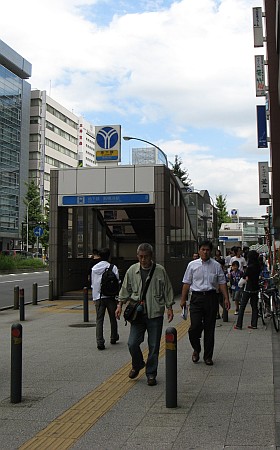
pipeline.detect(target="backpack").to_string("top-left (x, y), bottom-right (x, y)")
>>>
top-left (100, 264), bottom-right (119, 297)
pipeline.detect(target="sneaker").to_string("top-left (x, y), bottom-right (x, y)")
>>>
top-left (110, 334), bottom-right (120, 344)
top-left (234, 311), bottom-right (239, 315)
top-left (248, 325), bottom-right (257, 329)
top-left (147, 376), bottom-right (157, 386)
top-left (234, 325), bottom-right (241, 330)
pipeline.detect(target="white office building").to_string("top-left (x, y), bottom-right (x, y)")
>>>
top-left (29, 90), bottom-right (96, 201)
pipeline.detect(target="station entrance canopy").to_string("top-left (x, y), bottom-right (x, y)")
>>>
top-left (49, 164), bottom-right (196, 297)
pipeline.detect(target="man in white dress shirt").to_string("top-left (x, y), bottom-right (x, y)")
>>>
top-left (180, 240), bottom-right (230, 366)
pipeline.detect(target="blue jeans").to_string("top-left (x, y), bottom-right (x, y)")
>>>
top-left (128, 314), bottom-right (163, 377)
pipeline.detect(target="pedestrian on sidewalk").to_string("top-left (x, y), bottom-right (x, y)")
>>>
top-left (116, 243), bottom-right (174, 386)
top-left (91, 247), bottom-right (120, 350)
top-left (230, 246), bottom-right (247, 272)
top-left (228, 260), bottom-right (244, 315)
top-left (234, 250), bottom-right (261, 330)
top-left (87, 248), bottom-right (101, 287)
top-left (180, 240), bottom-right (230, 366)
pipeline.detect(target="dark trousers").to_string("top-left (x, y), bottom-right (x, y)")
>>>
top-left (189, 292), bottom-right (219, 360)
top-left (236, 291), bottom-right (258, 329)
top-left (95, 297), bottom-right (118, 346)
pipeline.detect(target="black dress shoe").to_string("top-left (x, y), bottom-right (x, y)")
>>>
top-left (192, 351), bottom-right (200, 363)
top-left (204, 358), bottom-right (213, 366)
top-left (97, 345), bottom-right (105, 350)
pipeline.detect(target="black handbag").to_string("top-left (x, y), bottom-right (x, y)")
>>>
top-left (123, 263), bottom-right (156, 325)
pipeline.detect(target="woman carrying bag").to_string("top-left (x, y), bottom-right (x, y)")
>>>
top-left (234, 250), bottom-right (261, 330)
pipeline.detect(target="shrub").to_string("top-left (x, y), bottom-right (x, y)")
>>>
top-left (0, 255), bottom-right (46, 271)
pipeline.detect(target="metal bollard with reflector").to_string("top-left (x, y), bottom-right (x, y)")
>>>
top-left (19, 288), bottom-right (25, 321)
top-left (11, 323), bottom-right (23, 403)
top-left (83, 287), bottom-right (89, 322)
top-left (165, 327), bottom-right (177, 408)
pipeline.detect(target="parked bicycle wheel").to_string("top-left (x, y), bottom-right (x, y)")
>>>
top-left (271, 292), bottom-right (280, 332)
top-left (258, 293), bottom-right (266, 325)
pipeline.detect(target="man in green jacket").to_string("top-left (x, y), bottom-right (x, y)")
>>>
top-left (116, 243), bottom-right (174, 386)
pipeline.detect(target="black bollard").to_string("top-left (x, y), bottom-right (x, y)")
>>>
top-left (165, 327), bottom-right (177, 408)
top-left (49, 279), bottom-right (53, 301)
top-left (32, 282), bottom-right (38, 305)
top-left (14, 286), bottom-right (19, 310)
top-left (83, 287), bottom-right (89, 322)
top-left (11, 323), bottom-right (22, 403)
top-left (223, 300), bottom-right (228, 322)
top-left (19, 289), bottom-right (25, 321)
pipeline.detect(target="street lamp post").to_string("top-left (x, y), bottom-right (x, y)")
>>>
top-left (123, 136), bottom-right (168, 166)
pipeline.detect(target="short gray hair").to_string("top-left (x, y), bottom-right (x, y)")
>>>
top-left (137, 243), bottom-right (153, 255)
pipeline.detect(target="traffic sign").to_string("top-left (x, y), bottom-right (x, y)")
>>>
top-left (34, 226), bottom-right (43, 237)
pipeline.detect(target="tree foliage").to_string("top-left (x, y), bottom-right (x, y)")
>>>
top-left (171, 155), bottom-right (191, 187)
top-left (215, 194), bottom-right (231, 228)
top-left (23, 181), bottom-right (46, 251)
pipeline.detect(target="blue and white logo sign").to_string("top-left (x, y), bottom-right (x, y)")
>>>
top-left (95, 125), bottom-right (121, 162)
top-left (231, 209), bottom-right (238, 216)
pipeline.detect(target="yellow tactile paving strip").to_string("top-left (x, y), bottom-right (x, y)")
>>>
top-left (19, 316), bottom-right (190, 450)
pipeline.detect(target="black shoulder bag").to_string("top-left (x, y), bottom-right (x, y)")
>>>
top-left (123, 263), bottom-right (156, 325)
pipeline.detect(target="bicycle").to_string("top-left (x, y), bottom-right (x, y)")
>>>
top-left (258, 279), bottom-right (271, 325)
top-left (259, 277), bottom-right (280, 332)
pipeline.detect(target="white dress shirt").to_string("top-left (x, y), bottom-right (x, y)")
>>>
top-left (182, 257), bottom-right (226, 291)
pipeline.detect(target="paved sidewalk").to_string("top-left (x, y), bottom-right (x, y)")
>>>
top-left (0, 298), bottom-right (278, 449)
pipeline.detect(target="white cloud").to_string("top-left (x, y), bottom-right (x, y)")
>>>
top-left (0, 0), bottom-right (267, 216)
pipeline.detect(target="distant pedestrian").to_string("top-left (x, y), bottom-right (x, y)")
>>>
top-left (224, 249), bottom-right (232, 269)
top-left (87, 248), bottom-right (101, 286)
top-left (91, 248), bottom-right (119, 350)
top-left (230, 246), bottom-right (247, 271)
top-left (216, 258), bottom-right (228, 319)
top-left (234, 250), bottom-right (261, 330)
top-left (192, 252), bottom-right (199, 260)
top-left (116, 243), bottom-right (174, 386)
top-left (181, 240), bottom-right (230, 366)
top-left (228, 260), bottom-right (243, 315)
top-left (214, 249), bottom-right (223, 263)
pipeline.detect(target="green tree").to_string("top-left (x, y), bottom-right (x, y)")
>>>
top-left (215, 194), bottom-right (231, 229)
top-left (40, 195), bottom-right (49, 253)
top-left (24, 181), bottom-right (45, 251)
top-left (171, 155), bottom-right (191, 187)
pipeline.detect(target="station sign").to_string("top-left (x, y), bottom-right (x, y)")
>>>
top-left (95, 125), bottom-right (121, 162)
top-left (62, 193), bottom-right (151, 206)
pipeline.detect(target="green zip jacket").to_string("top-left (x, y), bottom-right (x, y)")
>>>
top-left (118, 262), bottom-right (174, 319)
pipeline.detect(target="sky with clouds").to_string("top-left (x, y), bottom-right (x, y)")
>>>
top-left (0, 0), bottom-right (268, 217)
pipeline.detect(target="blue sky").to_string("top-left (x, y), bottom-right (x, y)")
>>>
top-left (0, 0), bottom-right (268, 216)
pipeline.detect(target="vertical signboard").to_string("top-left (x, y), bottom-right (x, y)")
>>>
top-left (255, 55), bottom-right (266, 97)
top-left (258, 162), bottom-right (270, 205)
top-left (95, 125), bottom-right (121, 162)
top-left (256, 105), bottom-right (268, 148)
top-left (231, 209), bottom-right (239, 223)
top-left (253, 7), bottom-right (264, 47)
